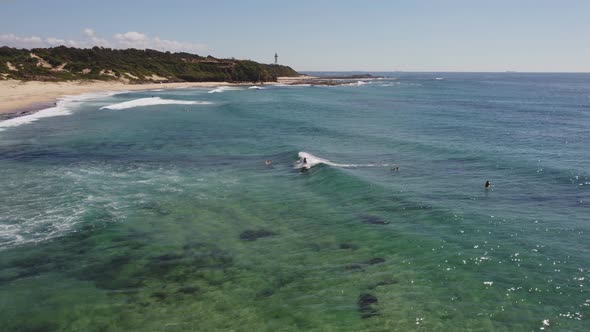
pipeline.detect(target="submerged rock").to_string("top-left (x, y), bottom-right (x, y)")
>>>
top-left (368, 278), bottom-right (399, 290)
top-left (339, 243), bottom-right (359, 250)
top-left (140, 201), bottom-right (171, 216)
top-left (360, 215), bottom-right (390, 225)
top-left (345, 257), bottom-right (386, 272)
top-left (77, 253), bottom-right (144, 290)
top-left (239, 229), bottom-right (276, 241)
top-left (366, 257), bottom-right (386, 265)
top-left (177, 286), bottom-right (199, 294)
top-left (151, 291), bottom-right (168, 301)
top-left (156, 253), bottom-right (184, 262)
top-left (358, 293), bottom-right (379, 318)
top-left (256, 288), bottom-right (275, 298)
top-left (345, 263), bottom-right (364, 271)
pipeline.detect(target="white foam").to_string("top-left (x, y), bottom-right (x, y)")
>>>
top-left (381, 82), bottom-right (423, 87)
top-left (0, 91), bottom-right (138, 131)
top-left (248, 86), bottom-right (265, 90)
top-left (345, 80), bottom-right (369, 87)
top-left (0, 106), bottom-right (71, 131)
top-left (435, 77), bottom-right (445, 80)
top-left (100, 97), bottom-right (211, 110)
top-left (208, 86), bottom-right (244, 93)
top-left (0, 91), bottom-right (117, 131)
top-left (296, 151), bottom-right (384, 170)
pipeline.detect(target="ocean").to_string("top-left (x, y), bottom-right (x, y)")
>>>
top-left (0, 73), bottom-right (589, 331)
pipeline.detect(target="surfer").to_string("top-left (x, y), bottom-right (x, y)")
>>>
top-left (485, 180), bottom-right (491, 189)
top-left (303, 157), bottom-right (307, 164)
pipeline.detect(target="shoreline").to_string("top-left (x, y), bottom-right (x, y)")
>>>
top-left (0, 75), bottom-right (364, 121)
top-left (0, 79), bottom-right (261, 116)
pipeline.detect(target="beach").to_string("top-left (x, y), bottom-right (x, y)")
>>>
top-left (0, 79), bottom-right (250, 115)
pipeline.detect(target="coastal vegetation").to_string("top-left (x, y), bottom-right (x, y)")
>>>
top-left (0, 46), bottom-right (299, 83)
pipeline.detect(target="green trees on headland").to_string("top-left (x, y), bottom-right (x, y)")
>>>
top-left (0, 46), bottom-right (299, 83)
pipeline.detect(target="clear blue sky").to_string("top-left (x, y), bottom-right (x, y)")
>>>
top-left (1, 0), bottom-right (589, 72)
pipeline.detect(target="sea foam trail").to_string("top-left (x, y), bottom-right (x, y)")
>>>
top-left (296, 151), bottom-right (388, 169)
top-left (100, 97), bottom-right (211, 110)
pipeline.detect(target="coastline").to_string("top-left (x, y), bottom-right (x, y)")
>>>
top-left (0, 79), bottom-right (255, 116)
top-left (0, 75), bottom-right (356, 121)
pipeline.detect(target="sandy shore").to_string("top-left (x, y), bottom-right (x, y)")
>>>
top-left (0, 80), bottom-right (249, 115)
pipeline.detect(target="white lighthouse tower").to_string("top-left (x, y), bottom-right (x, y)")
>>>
top-left (274, 52), bottom-right (278, 65)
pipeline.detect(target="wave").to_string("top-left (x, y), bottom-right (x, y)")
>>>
top-left (100, 97), bottom-right (212, 110)
top-left (296, 151), bottom-right (388, 170)
top-left (345, 81), bottom-right (370, 87)
top-left (380, 82), bottom-right (423, 87)
top-left (0, 105), bottom-right (71, 131)
top-left (208, 86), bottom-right (244, 93)
top-left (248, 86), bottom-right (265, 90)
top-left (0, 91), bottom-right (117, 131)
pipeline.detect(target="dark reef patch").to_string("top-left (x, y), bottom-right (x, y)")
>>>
top-left (256, 288), bottom-right (275, 299)
top-left (339, 243), bottom-right (359, 250)
top-left (360, 215), bottom-right (390, 225)
top-left (151, 291), bottom-right (168, 301)
top-left (358, 293), bottom-right (379, 318)
top-left (239, 229), bottom-right (276, 241)
top-left (368, 278), bottom-right (399, 290)
top-left (140, 201), bottom-right (171, 216)
top-left (366, 257), bottom-right (386, 265)
top-left (77, 253), bottom-right (144, 290)
top-left (345, 263), bottom-right (364, 271)
top-left (177, 286), bottom-right (200, 294)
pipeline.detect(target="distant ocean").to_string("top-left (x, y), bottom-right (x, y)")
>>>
top-left (1, 73), bottom-right (589, 330)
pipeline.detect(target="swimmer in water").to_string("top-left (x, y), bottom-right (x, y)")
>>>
top-left (485, 180), bottom-right (491, 189)
top-left (265, 160), bottom-right (273, 166)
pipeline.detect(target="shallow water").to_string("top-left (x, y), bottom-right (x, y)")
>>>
top-left (1, 73), bottom-right (589, 331)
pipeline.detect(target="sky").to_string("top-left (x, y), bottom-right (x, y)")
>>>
top-left (1, 0), bottom-right (589, 72)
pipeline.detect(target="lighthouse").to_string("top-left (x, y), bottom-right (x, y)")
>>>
top-left (274, 52), bottom-right (278, 65)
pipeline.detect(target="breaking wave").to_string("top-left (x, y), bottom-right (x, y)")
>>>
top-left (295, 151), bottom-right (388, 170)
top-left (0, 91), bottom-right (117, 131)
top-left (100, 97), bottom-right (212, 110)
top-left (208, 86), bottom-right (244, 93)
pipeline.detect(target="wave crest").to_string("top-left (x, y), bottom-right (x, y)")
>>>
top-left (0, 91), bottom-right (117, 131)
top-left (208, 86), bottom-right (244, 93)
top-left (100, 97), bottom-right (211, 110)
top-left (296, 151), bottom-right (386, 170)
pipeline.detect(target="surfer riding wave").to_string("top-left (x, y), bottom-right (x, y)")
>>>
top-left (295, 151), bottom-right (390, 170)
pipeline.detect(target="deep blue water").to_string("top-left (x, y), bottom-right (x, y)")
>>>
top-left (0, 73), bottom-right (589, 331)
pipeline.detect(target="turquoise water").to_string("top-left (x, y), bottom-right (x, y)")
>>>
top-left (0, 73), bottom-right (589, 331)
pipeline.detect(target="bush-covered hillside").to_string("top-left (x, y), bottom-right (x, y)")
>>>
top-left (0, 46), bottom-right (299, 82)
